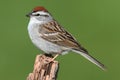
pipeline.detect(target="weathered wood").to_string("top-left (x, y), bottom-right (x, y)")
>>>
top-left (27, 54), bottom-right (59, 80)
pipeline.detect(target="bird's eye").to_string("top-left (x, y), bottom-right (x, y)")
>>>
top-left (34, 14), bottom-right (49, 17)
top-left (36, 14), bottom-right (40, 16)
top-left (35, 14), bottom-right (40, 16)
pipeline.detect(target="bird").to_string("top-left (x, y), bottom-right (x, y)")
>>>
top-left (26, 6), bottom-right (106, 70)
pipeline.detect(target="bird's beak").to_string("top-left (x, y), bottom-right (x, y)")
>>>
top-left (26, 12), bottom-right (32, 17)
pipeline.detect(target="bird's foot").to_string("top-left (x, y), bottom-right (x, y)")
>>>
top-left (51, 54), bottom-right (59, 61)
top-left (44, 54), bottom-right (59, 64)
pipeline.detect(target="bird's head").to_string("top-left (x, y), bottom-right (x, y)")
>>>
top-left (26, 6), bottom-right (53, 22)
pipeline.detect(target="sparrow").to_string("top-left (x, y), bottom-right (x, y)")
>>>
top-left (26, 6), bottom-right (106, 70)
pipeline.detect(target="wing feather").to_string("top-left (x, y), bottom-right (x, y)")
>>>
top-left (39, 21), bottom-right (87, 53)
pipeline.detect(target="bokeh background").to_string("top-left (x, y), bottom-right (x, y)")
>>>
top-left (0, 0), bottom-right (120, 80)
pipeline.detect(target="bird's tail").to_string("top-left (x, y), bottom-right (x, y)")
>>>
top-left (72, 49), bottom-right (106, 70)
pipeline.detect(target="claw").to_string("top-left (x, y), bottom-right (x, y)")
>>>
top-left (51, 54), bottom-right (59, 61)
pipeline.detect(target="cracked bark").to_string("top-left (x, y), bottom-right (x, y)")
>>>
top-left (27, 54), bottom-right (59, 80)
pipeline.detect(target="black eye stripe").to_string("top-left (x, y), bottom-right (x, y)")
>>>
top-left (34, 14), bottom-right (49, 17)
top-left (43, 15), bottom-right (49, 17)
top-left (36, 14), bottom-right (40, 16)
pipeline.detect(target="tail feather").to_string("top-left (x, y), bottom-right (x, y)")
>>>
top-left (72, 49), bottom-right (106, 70)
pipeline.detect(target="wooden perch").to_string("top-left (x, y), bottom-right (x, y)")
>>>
top-left (27, 54), bottom-right (59, 80)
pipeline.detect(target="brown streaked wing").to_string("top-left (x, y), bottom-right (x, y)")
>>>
top-left (39, 21), bottom-right (82, 49)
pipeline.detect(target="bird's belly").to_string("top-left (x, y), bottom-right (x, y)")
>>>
top-left (28, 23), bottom-right (69, 54)
top-left (31, 37), bottom-right (62, 53)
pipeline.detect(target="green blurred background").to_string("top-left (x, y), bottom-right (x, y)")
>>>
top-left (0, 0), bottom-right (120, 80)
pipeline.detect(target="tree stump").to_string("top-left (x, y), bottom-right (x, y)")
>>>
top-left (27, 54), bottom-right (59, 80)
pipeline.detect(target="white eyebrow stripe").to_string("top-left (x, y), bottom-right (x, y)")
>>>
top-left (35, 11), bottom-right (49, 15)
